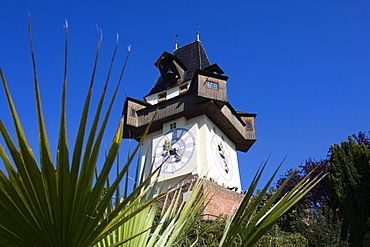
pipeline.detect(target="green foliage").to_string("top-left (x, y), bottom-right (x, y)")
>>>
top-left (292, 207), bottom-right (349, 247)
top-left (364, 218), bottom-right (370, 247)
top-left (94, 179), bottom-right (209, 247)
top-left (259, 185), bottom-right (349, 246)
top-left (0, 19), bottom-right (160, 247)
top-left (328, 134), bottom-right (370, 246)
top-left (276, 202), bottom-right (350, 246)
top-left (186, 217), bottom-right (226, 247)
top-left (254, 224), bottom-right (308, 247)
top-left (219, 158), bottom-right (326, 247)
top-left (275, 134), bottom-right (370, 246)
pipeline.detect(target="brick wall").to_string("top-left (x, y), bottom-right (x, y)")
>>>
top-left (157, 178), bottom-right (244, 219)
top-left (202, 179), bottom-right (244, 218)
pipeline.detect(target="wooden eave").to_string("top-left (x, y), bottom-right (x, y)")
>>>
top-left (125, 96), bottom-right (151, 106)
top-left (154, 51), bottom-right (187, 71)
top-left (236, 110), bottom-right (257, 118)
top-left (203, 63), bottom-right (225, 75)
top-left (122, 96), bottom-right (150, 115)
top-left (123, 91), bottom-right (256, 152)
top-left (195, 69), bottom-right (229, 80)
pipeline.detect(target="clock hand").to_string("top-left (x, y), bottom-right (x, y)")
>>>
top-left (218, 143), bottom-right (226, 159)
top-left (164, 140), bottom-right (177, 155)
top-left (171, 148), bottom-right (182, 161)
top-left (175, 154), bottom-right (182, 162)
top-left (166, 146), bottom-right (182, 162)
top-left (169, 147), bottom-right (177, 156)
top-left (218, 141), bottom-right (230, 173)
top-left (164, 140), bottom-right (172, 152)
top-left (224, 163), bottom-right (229, 173)
top-left (218, 144), bottom-right (222, 151)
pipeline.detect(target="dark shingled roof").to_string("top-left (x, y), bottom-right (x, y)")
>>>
top-left (146, 40), bottom-right (211, 97)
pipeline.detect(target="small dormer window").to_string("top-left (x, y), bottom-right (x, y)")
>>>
top-left (245, 120), bottom-right (253, 131)
top-left (205, 80), bottom-right (219, 91)
top-left (130, 107), bottom-right (136, 118)
top-left (158, 92), bottom-right (167, 102)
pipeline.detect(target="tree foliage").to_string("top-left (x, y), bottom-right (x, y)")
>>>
top-left (327, 132), bottom-right (370, 247)
top-left (254, 224), bottom-right (308, 247)
top-left (277, 159), bottom-right (330, 210)
top-left (276, 132), bottom-right (370, 246)
top-left (276, 159), bottom-right (331, 236)
top-left (186, 218), bottom-right (226, 247)
top-left (293, 207), bottom-right (349, 247)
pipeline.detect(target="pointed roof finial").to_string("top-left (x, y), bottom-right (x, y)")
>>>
top-left (196, 24), bottom-right (200, 41)
top-left (175, 34), bottom-right (178, 50)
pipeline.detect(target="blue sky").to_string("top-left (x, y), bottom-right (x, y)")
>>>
top-left (1, 1), bottom-right (369, 189)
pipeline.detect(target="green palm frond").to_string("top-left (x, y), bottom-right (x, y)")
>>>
top-left (219, 158), bottom-right (327, 247)
top-left (0, 20), bottom-right (211, 247)
top-left (0, 19), bottom-right (156, 247)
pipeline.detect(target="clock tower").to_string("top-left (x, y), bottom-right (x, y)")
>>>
top-left (122, 40), bottom-right (256, 192)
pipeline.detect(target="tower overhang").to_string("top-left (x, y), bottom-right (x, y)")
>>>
top-left (123, 91), bottom-right (256, 152)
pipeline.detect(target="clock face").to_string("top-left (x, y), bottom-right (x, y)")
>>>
top-left (211, 134), bottom-right (233, 180)
top-left (153, 127), bottom-right (196, 174)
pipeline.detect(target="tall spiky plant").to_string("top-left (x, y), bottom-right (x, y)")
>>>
top-left (0, 19), bottom-right (167, 247)
top-left (94, 176), bottom-right (210, 247)
top-left (0, 20), bottom-right (327, 247)
top-left (219, 158), bottom-right (327, 247)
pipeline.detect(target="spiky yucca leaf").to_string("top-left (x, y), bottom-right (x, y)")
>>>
top-left (94, 177), bottom-right (209, 247)
top-left (0, 20), bottom-right (162, 247)
top-left (219, 158), bottom-right (327, 247)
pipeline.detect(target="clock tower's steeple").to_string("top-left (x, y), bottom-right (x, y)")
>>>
top-left (122, 40), bottom-right (256, 191)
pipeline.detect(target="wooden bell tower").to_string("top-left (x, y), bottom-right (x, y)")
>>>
top-left (122, 40), bottom-right (256, 192)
